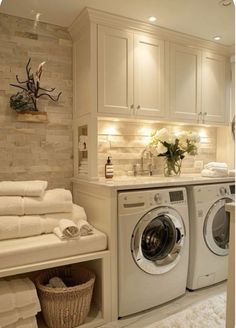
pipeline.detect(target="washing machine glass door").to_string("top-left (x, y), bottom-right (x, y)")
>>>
top-left (204, 198), bottom-right (232, 256)
top-left (131, 207), bottom-right (185, 275)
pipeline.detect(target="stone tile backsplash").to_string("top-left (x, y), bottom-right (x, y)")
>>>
top-left (0, 13), bottom-right (73, 189)
top-left (98, 120), bottom-right (217, 177)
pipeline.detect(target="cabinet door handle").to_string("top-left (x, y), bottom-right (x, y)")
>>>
top-left (198, 112), bottom-right (202, 123)
top-left (203, 112), bottom-right (207, 123)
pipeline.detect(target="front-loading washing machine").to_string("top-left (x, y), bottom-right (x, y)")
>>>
top-left (187, 182), bottom-right (235, 290)
top-left (118, 187), bottom-right (189, 317)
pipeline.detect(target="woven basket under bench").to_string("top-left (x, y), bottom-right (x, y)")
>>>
top-left (35, 266), bottom-right (96, 328)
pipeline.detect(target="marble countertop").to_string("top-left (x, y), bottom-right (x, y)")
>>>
top-left (72, 174), bottom-right (235, 191)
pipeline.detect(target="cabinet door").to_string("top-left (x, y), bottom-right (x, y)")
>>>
top-left (170, 43), bottom-right (202, 122)
top-left (134, 34), bottom-right (165, 118)
top-left (98, 26), bottom-right (134, 115)
top-left (202, 52), bottom-right (228, 124)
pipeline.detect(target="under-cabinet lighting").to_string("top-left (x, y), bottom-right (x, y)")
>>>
top-left (148, 16), bottom-right (157, 22)
top-left (213, 36), bottom-right (222, 41)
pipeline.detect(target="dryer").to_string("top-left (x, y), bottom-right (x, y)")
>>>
top-left (118, 187), bottom-right (189, 317)
top-left (187, 183), bottom-right (235, 290)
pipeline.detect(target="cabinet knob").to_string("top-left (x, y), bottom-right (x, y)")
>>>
top-left (197, 112), bottom-right (202, 123)
top-left (130, 104), bottom-right (134, 109)
top-left (137, 105), bottom-right (141, 110)
top-left (203, 112), bottom-right (207, 123)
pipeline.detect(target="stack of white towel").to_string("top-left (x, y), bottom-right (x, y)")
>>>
top-left (0, 277), bottom-right (40, 328)
top-left (0, 181), bottom-right (93, 241)
top-left (201, 162), bottom-right (229, 177)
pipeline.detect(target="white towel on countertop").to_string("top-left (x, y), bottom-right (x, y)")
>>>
top-left (0, 204), bottom-right (87, 240)
top-left (204, 162), bottom-right (228, 170)
top-left (201, 168), bottom-right (228, 177)
top-left (4, 317), bottom-right (38, 328)
top-left (0, 189), bottom-right (72, 216)
top-left (0, 278), bottom-right (40, 313)
top-left (0, 181), bottom-right (47, 198)
top-left (0, 303), bottom-right (40, 327)
top-left (53, 219), bottom-right (79, 240)
top-left (77, 219), bottom-right (94, 236)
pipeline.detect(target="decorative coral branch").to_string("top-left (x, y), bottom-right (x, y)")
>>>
top-left (9, 58), bottom-right (62, 112)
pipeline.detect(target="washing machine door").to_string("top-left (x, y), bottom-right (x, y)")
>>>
top-left (204, 197), bottom-right (232, 256)
top-left (131, 207), bottom-right (185, 275)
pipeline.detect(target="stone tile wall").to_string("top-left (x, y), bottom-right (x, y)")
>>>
top-left (0, 13), bottom-right (73, 189)
top-left (98, 120), bottom-right (217, 177)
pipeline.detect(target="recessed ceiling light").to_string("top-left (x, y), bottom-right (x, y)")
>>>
top-left (148, 16), bottom-right (157, 22)
top-left (213, 36), bottom-right (222, 41)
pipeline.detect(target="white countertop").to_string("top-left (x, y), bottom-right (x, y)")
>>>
top-left (73, 174), bottom-right (235, 191)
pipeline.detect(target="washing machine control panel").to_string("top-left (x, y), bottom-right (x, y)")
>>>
top-left (154, 193), bottom-right (162, 204)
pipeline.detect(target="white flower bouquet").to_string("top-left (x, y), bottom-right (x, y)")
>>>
top-left (148, 128), bottom-right (200, 176)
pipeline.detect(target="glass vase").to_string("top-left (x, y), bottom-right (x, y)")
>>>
top-left (164, 157), bottom-right (182, 177)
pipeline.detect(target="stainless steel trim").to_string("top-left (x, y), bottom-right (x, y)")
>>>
top-left (203, 197), bottom-right (231, 256)
top-left (131, 206), bottom-right (185, 275)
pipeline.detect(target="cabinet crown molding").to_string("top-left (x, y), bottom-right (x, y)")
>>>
top-left (69, 7), bottom-right (232, 56)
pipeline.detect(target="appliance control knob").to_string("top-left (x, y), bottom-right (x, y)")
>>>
top-left (154, 193), bottom-right (162, 204)
top-left (219, 187), bottom-right (227, 196)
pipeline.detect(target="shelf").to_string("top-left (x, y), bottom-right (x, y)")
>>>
top-left (37, 306), bottom-right (105, 328)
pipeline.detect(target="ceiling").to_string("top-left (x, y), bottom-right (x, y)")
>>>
top-left (0, 0), bottom-right (235, 46)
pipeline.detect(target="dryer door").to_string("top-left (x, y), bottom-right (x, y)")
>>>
top-left (131, 207), bottom-right (185, 275)
top-left (204, 197), bottom-right (232, 256)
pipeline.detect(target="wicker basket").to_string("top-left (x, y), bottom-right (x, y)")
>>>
top-left (35, 266), bottom-right (95, 328)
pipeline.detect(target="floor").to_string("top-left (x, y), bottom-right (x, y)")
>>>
top-left (100, 282), bottom-right (226, 328)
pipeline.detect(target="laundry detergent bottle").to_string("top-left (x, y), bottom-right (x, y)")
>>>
top-left (105, 156), bottom-right (114, 179)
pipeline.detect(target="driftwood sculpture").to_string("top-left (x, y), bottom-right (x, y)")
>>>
top-left (10, 58), bottom-right (62, 112)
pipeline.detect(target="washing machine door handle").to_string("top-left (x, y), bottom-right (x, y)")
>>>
top-left (131, 206), bottom-right (185, 275)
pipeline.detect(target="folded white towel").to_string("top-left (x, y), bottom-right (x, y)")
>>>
top-left (77, 219), bottom-right (94, 236)
top-left (4, 317), bottom-right (38, 328)
top-left (228, 169), bottom-right (235, 177)
top-left (204, 162), bottom-right (228, 170)
top-left (24, 189), bottom-right (72, 215)
top-left (0, 303), bottom-right (40, 327)
top-left (0, 181), bottom-right (47, 197)
top-left (0, 197), bottom-right (24, 216)
top-left (0, 204), bottom-right (87, 240)
top-left (0, 278), bottom-right (40, 314)
top-left (53, 219), bottom-right (79, 240)
top-left (201, 168), bottom-right (228, 177)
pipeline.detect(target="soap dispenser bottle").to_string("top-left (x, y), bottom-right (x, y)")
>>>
top-left (105, 156), bottom-right (114, 179)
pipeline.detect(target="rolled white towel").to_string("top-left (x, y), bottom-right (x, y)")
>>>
top-left (48, 277), bottom-right (66, 288)
top-left (77, 219), bottom-right (94, 236)
top-left (24, 189), bottom-right (72, 215)
top-left (5, 317), bottom-right (38, 328)
top-left (201, 168), bottom-right (228, 177)
top-left (53, 219), bottom-right (79, 240)
top-left (204, 162), bottom-right (228, 170)
top-left (0, 181), bottom-right (48, 197)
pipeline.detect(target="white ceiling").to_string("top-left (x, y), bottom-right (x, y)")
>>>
top-left (0, 0), bottom-right (235, 46)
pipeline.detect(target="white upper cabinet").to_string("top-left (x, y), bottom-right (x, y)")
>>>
top-left (170, 44), bottom-right (202, 122)
top-left (98, 26), bottom-right (134, 115)
top-left (134, 34), bottom-right (165, 118)
top-left (202, 52), bottom-right (228, 124)
top-left (98, 26), bottom-right (165, 118)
